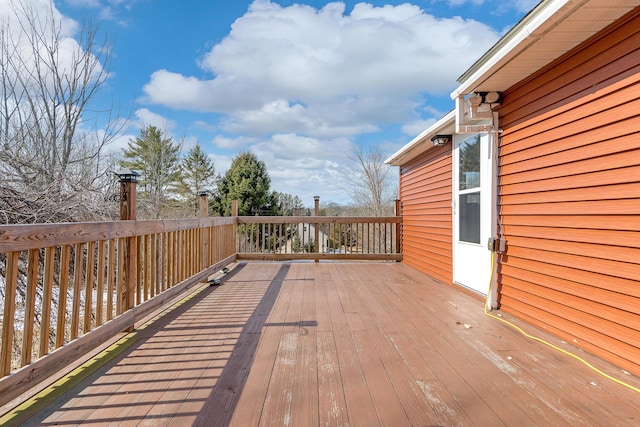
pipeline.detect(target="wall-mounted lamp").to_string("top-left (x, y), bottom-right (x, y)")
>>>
top-left (431, 134), bottom-right (452, 147)
top-left (114, 168), bottom-right (140, 183)
top-left (483, 91), bottom-right (501, 104)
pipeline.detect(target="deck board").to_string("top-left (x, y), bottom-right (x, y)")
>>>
top-left (291, 267), bottom-right (319, 427)
top-left (9, 261), bottom-right (640, 426)
top-left (326, 265), bottom-right (380, 427)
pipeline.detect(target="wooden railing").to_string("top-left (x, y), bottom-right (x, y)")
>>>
top-left (0, 217), bottom-right (236, 406)
top-left (0, 196), bottom-right (403, 408)
top-left (236, 216), bottom-right (402, 261)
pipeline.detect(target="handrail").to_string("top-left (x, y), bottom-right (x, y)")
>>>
top-left (0, 217), bottom-right (237, 406)
top-left (0, 211), bottom-right (403, 408)
top-left (236, 216), bottom-right (402, 261)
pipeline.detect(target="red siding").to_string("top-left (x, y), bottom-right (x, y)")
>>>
top-left (399, 145), bottom-right (452, 285)
top-left (498, 8), bottom-right (640, 376)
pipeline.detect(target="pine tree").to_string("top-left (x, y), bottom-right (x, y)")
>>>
top-left (177, 144), bottom-right (217, 215)
top-left (274, 192), bottom-right (306, 216)
top-left (211, 151), bottom-right (271, 216)
top-left (121, 126), bottom-right (181, 219)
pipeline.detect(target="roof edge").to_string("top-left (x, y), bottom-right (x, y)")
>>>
top-left (385, 110), bottom-right (456, 166)
top-left (451, 0), bottom-right (580, 98)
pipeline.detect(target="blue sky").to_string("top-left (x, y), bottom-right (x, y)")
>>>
top-left (17, 0), bottom-right (538, 206)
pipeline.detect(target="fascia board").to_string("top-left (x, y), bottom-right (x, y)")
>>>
top-left (385, 110), bottom-right (456, 166)
top-left (451, 0), bottom-right (577, 99)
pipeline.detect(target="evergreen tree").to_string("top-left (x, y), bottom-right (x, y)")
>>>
top-left (121, 126), bottom-right (181, 219)
top-left (274, 192), bottom-right (306, 216)
top-left (177, 144), bottom-right (217, 215)
top-left (211, 151), bottom-right (272, 216)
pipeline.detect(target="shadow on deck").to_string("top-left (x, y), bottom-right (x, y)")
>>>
top-left (5, 262), bottom-right (640, 426)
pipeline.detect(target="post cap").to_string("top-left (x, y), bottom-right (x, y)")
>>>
top-left (115, 168), bottom-right (140, 183)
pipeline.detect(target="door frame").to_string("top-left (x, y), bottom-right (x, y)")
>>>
top-left (452, 132), bottom-right (493, 295)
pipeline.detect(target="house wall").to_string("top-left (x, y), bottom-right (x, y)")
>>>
top-left (497, 8), bottom-right (640, 376)
top-left (399, 145), bottom-right (452, 285)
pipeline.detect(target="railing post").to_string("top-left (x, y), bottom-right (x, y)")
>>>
top-left (116, 169), bottom-right (139, 332)
top-left (199, 191), bottom-right (209, 218)
top-left (395, 199), bottom-right (402, 256)
top-left (199, 191), bottom-right (210, 269)
top-left (314, 196), bottom-right (320, 261)
top-left (232, 200), bottom-right (239, 255)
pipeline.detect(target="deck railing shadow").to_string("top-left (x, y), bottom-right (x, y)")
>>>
top-left (193, 263), bottom-right (291, 426)
top-left (6, 263), bottom-right (241, 425)
top-left (21, 263), bottom-right (297, 426)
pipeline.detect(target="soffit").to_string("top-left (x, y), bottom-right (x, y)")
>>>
top-left (454, 0), bottom-right (638, 96)
top-left (392, 0), bottom-right (638, 167)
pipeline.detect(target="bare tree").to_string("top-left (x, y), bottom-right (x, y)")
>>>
top-left (343, 143), bottom-right (396, 216)
top-left (0, 0), bottom-right (123, 223)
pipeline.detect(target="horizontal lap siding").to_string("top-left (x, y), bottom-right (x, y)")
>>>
top-left (400, 146), bottom-right (452, 285)
top-left (497, 9), bottom-right (640, 376)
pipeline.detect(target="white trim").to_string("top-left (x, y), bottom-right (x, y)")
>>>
top-left (385, 110), bottom-right (455, 166)
top-left (451, 0), bottom-right (583, 99)
top-left (452, 133), bottom-right (493, 295)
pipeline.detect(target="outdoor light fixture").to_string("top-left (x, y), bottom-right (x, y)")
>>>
top-left (431, 134), bottom-right (452, 147)
top-left (113, 168), bottom-right (140, 203)
top-left (114, 168), bottom-right (140, 183)
top-left (484, 91), bottom-right (501, 104)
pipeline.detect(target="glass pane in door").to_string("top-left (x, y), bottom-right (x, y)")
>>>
top-left (459, 192), bottom-right (481, 243)
top-left (458, 135), bottom-right (481, 244)
top-left (459, 135), bottom-right (481, 190)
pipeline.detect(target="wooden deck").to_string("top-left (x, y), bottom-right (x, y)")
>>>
top-left (6, 262), bottom-right (640, 426)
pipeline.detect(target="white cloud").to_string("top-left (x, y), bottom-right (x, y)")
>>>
top-left (254, 133), bottom-right (351, 164)
top-left (0, 0), bottom-right (96, 87)
top-left (207, 153), bottom-right (233, 176)
top-left (0, 0), bottom-right (78, 35)
top-left (64, 0), bottom-right (102, 6)
top-left (218, 98), bottom-right (381, 138)
top-left (193, 120), bottom-right (218, 132)
top-left (142, 0), bottom-right (500, 137)
top-left (63, 0), bottom-right (137, 23)
top-left (209, 132), bottom-right (358, 204)
top-left (104, 131), bottom-right (135, 153)
top-left (212, 134), bottom-right (257, 150)
top-left (181, 135), bottom-right (199, 151)
top-left (103, 108), bottom-right (180, 154)
top-left (401, 118), bottom-right (438, 136)
top-left (122, 108), bottom-right (201, 154)
top-left (132, 108), bottom-right (176, 132)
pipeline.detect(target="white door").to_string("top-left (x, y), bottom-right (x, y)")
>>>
top-left (453, 133), bottom-right (492, 295)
